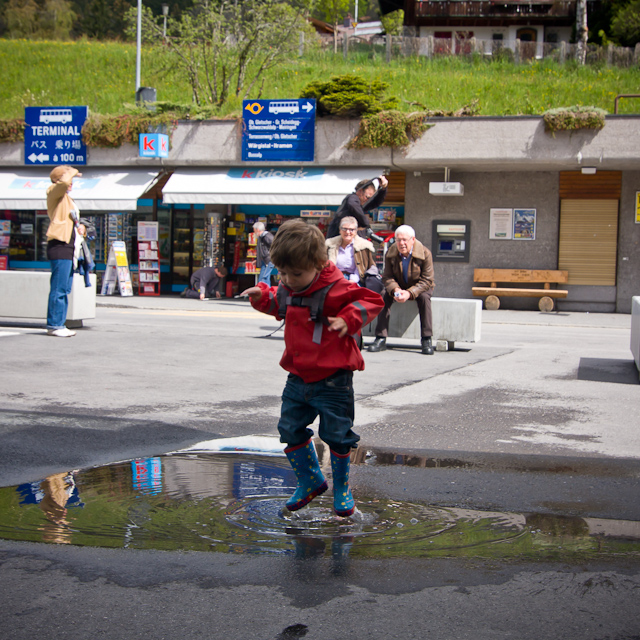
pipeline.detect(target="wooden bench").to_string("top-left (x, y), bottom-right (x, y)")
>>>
top-left (472, 268), bottom-right (569, 312)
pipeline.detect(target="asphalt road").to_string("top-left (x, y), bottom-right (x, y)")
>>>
top-left (0, 297), bottom-right (639, 640)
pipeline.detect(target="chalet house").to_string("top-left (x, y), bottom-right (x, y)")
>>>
top-left (380, 0), bottom-right (591, 50)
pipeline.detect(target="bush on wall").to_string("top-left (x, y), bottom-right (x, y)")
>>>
top-left (543, 106), bottom-right (607, 133)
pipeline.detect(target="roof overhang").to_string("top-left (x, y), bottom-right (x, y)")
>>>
top-left (162, 167), bottom-right (386, 206)
top-left (0, 169), bottom-right (161, 211)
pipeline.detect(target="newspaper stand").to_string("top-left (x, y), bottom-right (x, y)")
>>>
top-left (137, 221), bottom-right (161, 296)
top-left (138, 241), bottom-right (160, 296)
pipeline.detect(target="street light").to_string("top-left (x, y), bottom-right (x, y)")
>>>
top-left (162, 4), bottom-right (169, 39)
top-left (136, 0), bottom-right (141, 92)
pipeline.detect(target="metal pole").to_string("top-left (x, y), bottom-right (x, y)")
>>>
top-left (136, 0), bottom-right (142, 92)
top-left (355, 0), bottom-right (358, 24)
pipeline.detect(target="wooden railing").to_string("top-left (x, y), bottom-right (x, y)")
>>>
top-left (414, 0), bottom-right (576, 18)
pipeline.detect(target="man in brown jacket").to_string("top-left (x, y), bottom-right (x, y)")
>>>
top-left (368, 225), bottom-right (436, 355)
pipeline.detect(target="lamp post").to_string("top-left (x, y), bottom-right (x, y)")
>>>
top-left (135, 0), bottom-right (141, 92)
top-left (162, 4), bottom-right (169, 40)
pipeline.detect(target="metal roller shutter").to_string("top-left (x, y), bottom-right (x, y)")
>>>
top-left (558, 199), bottom-right (619, 285)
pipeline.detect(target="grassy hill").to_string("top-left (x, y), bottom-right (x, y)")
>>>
top-left (2, 38), bottom-right (640, 120)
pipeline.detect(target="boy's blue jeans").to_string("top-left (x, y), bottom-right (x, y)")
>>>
top-left (46, 259), bottom-right (74, 330)
top-left (278, 370), bottom-right (359, 455)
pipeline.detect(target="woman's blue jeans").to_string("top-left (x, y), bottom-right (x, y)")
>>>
top-left (278, 370), bottom-right (358, 455)
top-left (47, 259), bottom-right (74, 330)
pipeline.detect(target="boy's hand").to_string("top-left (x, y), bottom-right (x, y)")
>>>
top-left (241, 286), bottom-right (263, 301)
top-left (327, 316), bottom-right (348, 337)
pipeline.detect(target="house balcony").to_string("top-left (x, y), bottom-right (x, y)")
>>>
top-left (414, 0), bottom-right (576, 20)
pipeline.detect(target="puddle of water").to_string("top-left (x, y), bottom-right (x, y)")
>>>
top-left (1, 451), bottom-right (639, 560)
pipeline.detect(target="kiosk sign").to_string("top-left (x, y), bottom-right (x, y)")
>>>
top-left (24, 106), bottom-right (88, 166)
top-left (242, 99), bottom-right (315, 162)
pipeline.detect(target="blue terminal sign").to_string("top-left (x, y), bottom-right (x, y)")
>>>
top-left (242, 99), bottom-right (315, 162)
top-left (24, 106), bottom-right (88, 166)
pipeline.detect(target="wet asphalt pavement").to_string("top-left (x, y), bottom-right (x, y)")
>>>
top-left (0, 296), bottom-right (639, 640)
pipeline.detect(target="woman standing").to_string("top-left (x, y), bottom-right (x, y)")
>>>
top-left (45, 165), bottom-right (84, 337)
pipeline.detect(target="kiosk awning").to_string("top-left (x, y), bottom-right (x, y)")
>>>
top-left (162, 167), bottom-right (386, 206)
top-left (0, 169), bottom-right (161, 211)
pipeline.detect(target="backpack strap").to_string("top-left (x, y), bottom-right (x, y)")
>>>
top-left (276, 281), bottom-right (337, 345)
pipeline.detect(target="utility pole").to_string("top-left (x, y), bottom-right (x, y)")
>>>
top-left (136, 0), bottom-right (142, 92)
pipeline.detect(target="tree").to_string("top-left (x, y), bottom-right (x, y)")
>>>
top-left (78, 0), bottom-right (133, 39)
top-left (611, 0), bottom-right (640, 46)
top-left (4, 0), bottom-right (75, 38)
top-left (380, 8), bottom-right (402, 35)
top-left (575, 0), bottom-right (588, 63)
top-left (4, 0), bottom-right (39, 37)
top-left (127, 0), bottom-right (314, 108)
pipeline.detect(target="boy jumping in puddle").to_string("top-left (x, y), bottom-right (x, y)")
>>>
top-left (242, 220), bottom-right (383, 517)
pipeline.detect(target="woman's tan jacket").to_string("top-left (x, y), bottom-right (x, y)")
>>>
top-left (326, 234), bottom-right (377, 279)
top-left (46, 167), bottom-right (79, 243)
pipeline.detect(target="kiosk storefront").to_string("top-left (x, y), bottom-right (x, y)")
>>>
top-left (162, 166), bottom-right (404, 291)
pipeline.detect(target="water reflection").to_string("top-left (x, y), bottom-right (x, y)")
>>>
top-left (0, 451), bottom-right (638, 562)
top-left (17, 471), bottom-right (83, 544)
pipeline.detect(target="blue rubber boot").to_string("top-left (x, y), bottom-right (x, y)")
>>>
top-left (284, 439), bottom-right (328, 512)
top-left (330, 450), bottom-right (355, 517)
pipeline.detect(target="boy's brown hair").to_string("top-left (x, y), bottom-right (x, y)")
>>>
top-left (270, 219), bottom-right (327, 271)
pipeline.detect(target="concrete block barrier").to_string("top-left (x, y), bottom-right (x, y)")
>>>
top-left (363, 296), bottom-right (482, 348)
top-left (0, 271), bottom-right (96, 328)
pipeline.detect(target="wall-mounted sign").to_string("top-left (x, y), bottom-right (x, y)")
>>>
top-left (489, 208), bottom-right (513, 239)
top-left (513, 208), bottom-right (536, 240)
top-left (24, 106), bottom-right (88, 166)
top-left (139, 133), bottom-right (169, 158)
top-left (636, 191), bottom-right (640, 224)
top-left (300, 210), bottom-right (331, 217)
top-left (242, 99), bottom-right (315, 162)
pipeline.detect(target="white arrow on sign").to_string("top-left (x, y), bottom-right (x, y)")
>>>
top-left (302, 102), bottom-right (314, 113)
top-left (28, 152), bottom-right (50, 163)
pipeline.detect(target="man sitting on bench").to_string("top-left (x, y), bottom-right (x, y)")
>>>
top-left (368, 225), bottom-right (436, 355)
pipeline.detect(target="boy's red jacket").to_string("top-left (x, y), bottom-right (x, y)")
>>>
top-left (251, 261), bottom-right (384, 383)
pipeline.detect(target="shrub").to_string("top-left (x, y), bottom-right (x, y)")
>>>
top-left (543, 106), bottom-right (607, 133)
top-left (81, 112), bottom-right (178, 148)
top-left (300, 74), bottom-right (399, 117)
top-left (348, 110), bottom-right (432, 149)
top-left (0, 118), bottom-right (27, 143)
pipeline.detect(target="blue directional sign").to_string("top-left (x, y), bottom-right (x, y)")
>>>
top-left (242, 99), bottom-right (315, 162)
top-left (24, 106), bottom-right (88, 166)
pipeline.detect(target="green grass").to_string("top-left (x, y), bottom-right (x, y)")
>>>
top-left (2, 38), bottom-right (640, 119)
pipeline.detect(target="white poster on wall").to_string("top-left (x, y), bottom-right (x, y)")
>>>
top-left (489, 208), bottom-right (513, 239)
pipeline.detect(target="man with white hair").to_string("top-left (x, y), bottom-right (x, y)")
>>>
top-left (253, 221), bottom-right (275, 285)
top-left (368, 224), bottom-right (436, 355)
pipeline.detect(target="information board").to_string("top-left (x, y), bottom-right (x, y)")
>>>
top-left (24, 106), bottom-right (88, 166)
top-left (242, 99), bottom-right (315, 162)
top-left (101, 241), bottom-right (133, 296)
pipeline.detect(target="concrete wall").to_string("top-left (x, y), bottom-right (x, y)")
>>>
top-left (617, 172), bottom-right (640, 314)
top-left (403, 170), bottom-right (561, 309)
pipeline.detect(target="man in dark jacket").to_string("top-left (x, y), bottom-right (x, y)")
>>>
top-left (253, 221), bottom-right (275, 285)
top-left (180, 265), bottom-right (228, 299)
top-left (326, 174), bottom-right (388, 239)
top-left (368, 225), bottom-right (436, 355)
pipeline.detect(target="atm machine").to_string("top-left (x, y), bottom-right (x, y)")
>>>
top-left (432, 220), bottom-right (470, 263)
